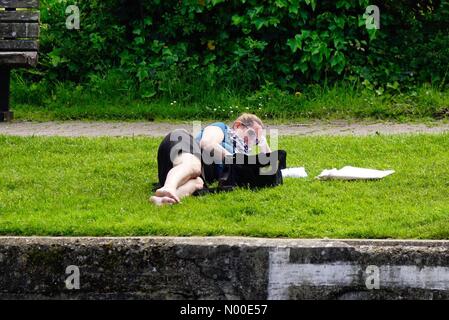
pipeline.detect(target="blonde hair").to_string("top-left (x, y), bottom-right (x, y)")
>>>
top-left (233, 113), bottom-right (264, 129)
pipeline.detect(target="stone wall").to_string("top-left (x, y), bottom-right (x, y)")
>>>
top-left (1, 237), bottom-right (449, 300)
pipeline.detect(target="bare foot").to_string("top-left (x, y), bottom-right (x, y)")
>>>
top-left (194, 177), bottom-right (204, 190)
top-left (150, 196), bottom-right (177, 206)
top-left (155, 187), bottom-right (180, 203)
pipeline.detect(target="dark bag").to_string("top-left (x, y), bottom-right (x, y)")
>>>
top-left (219, 150), bottom-right (287, 189)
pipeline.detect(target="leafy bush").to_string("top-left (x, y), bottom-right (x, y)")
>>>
top-left (27, 0), bottom-right (449, 96)
top-left (357, 1), bottom-right (449, 90)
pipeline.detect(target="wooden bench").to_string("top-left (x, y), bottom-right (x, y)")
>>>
top-left (0, 0), bottom-right (40, 122)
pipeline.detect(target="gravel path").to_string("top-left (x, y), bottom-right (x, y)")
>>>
top-left (1, 120), bottom-right (449, 137)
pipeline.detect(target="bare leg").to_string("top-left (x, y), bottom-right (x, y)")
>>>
top-left (154, 153), bottom-right (202, 203)
top-left (175, 177), bottom-right (204, 199)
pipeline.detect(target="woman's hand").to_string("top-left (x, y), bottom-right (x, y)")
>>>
top-left (258, 135), bottom-right (271, 153)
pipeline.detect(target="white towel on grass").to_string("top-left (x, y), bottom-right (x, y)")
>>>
top-left (316, 166), bottom-right (395, 181)
top-left (281, 167), bottom-right (308, 178)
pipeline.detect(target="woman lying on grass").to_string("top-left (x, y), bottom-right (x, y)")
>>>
top-left (150, 113), bottom-right (271, 206)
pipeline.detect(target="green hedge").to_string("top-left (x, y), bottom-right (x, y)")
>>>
top-left (34, 0), bottom-right (449, 94)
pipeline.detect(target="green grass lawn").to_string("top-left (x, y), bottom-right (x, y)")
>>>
top-left (0, 134), bottom-right (448, 239)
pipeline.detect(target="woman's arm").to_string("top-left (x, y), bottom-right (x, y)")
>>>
top-left (199, 126), bottom-right (232, 160)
